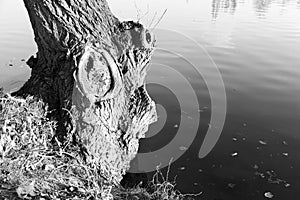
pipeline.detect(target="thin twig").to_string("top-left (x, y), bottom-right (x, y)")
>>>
top-left (151, 9), bottom-right (168, 31)
top-left (148, 11), bottom-right (158, 28)
top-left (134, 0), bottom-right (141, 22)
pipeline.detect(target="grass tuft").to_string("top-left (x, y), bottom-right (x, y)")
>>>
top-left (0, 90), bottom-right (111, 199)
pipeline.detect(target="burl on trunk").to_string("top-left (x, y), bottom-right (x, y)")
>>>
top-left (14, 0), bottom-right (157, 184)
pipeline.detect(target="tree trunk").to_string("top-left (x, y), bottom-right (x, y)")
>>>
top-left (14, 0), bottom-right (157, 184)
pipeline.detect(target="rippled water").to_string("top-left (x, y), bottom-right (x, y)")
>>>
top-left (1, 0), bottom-right (300, 199)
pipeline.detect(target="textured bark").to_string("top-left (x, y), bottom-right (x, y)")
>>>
top-left (14, 0), bottom-right (157, 184)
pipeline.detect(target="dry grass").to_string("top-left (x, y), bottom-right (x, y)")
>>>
top-left (114, 171), bottom-right (182, 200)
top-left (114, 164), bottom-right (200, 200)
top-left (0, 89), bottom-right (111, 199)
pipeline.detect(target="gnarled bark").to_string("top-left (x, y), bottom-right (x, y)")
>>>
top-left (14, 0), bottom-right (157, 184)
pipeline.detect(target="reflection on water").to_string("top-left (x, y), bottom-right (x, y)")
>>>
top-left (253, 0), bottom-right (283, 17)
top-left (1, 0), bottom-right (300, 199)
top-left (254, 0), bottom-right (292, 9)
top-left (254, 0), bottom-right (273, 12)
top-left (212, 0), bottom-right (237, 20)
top-left (211, 0), bottom-right (299, 20)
